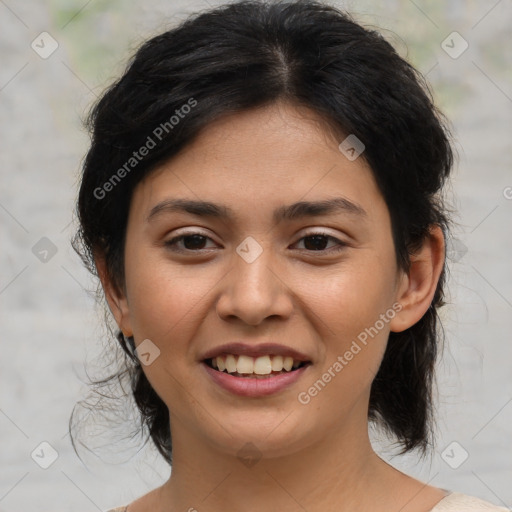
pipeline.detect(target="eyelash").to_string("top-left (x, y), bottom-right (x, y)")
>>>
top-left (164, 231), bottom-right (347, 255)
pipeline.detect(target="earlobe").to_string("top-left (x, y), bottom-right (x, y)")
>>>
top-left (390, 225), bottom-right (445, 333)
top-left (95, 254), bottom-right (133, 337)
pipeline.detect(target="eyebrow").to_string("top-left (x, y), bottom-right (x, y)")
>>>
top-left (146, 197), bottom-right (367, 224)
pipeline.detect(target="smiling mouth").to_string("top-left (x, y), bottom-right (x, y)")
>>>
top-left (203, 355), bottom-right (312, 379)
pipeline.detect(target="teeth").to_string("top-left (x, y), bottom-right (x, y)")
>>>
top-left (283, 356), bottom-right (293, 371)
top-left (225, 354), bottom-right (237, 373)
top-left (217, 356), bottom-right (226, 372)
top-left (253, 355), bottom-right (272, 375)
top-left (271, 355), bottom-right (283, 371)
top-left (211, 354), bottom-right (305, 374)
top-left (236, 355), bottom-right (254, 374)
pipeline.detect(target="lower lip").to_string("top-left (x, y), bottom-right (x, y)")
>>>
top-left (201, 361), bottom-right (310, 397)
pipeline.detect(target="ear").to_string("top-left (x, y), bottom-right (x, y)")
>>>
top-left (390, 225), bottom-right (445, 333)
top-left (95, 254), bottom-right (133, 337)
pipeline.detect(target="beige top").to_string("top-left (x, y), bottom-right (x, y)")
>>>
top-left (105, 492), bottom-right (510, 511)
top-left (430, 492), bottom-right (509, 511)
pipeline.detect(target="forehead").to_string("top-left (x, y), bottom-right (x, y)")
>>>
top-left (130, 101), bottom-right (388, 226)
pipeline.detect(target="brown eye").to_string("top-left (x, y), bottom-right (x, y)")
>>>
top-left (294, 232), bottom-right (346, 253)
top-left (165, 233), bottom-right (217, 252)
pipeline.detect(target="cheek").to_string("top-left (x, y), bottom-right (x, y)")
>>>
top-left (123, 247), bottom-right (209, 341)
top-left (122, 257), bottom-right (213, 396)
top-left (129, 286), bottom-right (184, 340)
top-left (293, 255), bottom-right (396, 380)
top-left (297, 258), bottom-right (396, 331)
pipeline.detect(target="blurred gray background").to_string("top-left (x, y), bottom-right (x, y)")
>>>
top-left (1, 1), bottom-right (511, 511)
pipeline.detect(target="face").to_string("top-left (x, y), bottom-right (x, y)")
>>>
top-left (106, 101), bottom-right (413, 460)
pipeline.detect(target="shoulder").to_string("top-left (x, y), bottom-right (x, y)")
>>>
top-left (432, 492), bottom-right (509, 511)
top-left (104, 507), bottom-right (128, 512)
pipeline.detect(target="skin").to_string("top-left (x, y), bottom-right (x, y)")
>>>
top-left (98, 101), bottom-right (447, 512)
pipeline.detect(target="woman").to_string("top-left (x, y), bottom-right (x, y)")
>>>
top-left (71, 1), bottom-right (508, 511)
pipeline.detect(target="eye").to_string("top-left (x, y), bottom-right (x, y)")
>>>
top-left (164, 232), bottom-right (218, 253)
top-left (293, 232), bottom-right (347, 253)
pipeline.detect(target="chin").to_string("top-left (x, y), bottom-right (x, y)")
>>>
top-left (206, 413), bottom-right (313, 459)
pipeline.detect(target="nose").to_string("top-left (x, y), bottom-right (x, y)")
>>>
top-left (215, 241), bottom-right (294, 326)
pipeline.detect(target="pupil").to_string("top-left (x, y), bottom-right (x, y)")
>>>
top-left (184, 235), bottom-right (206, 250)
top-left (304, 235), bottom-right (327, 251)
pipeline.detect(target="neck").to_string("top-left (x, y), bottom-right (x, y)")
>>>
top-left (157, 402), bottom-right (401, 512)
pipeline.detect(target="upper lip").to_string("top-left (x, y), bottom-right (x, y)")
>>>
top-left (201, 342), bottom-right (312, 362)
